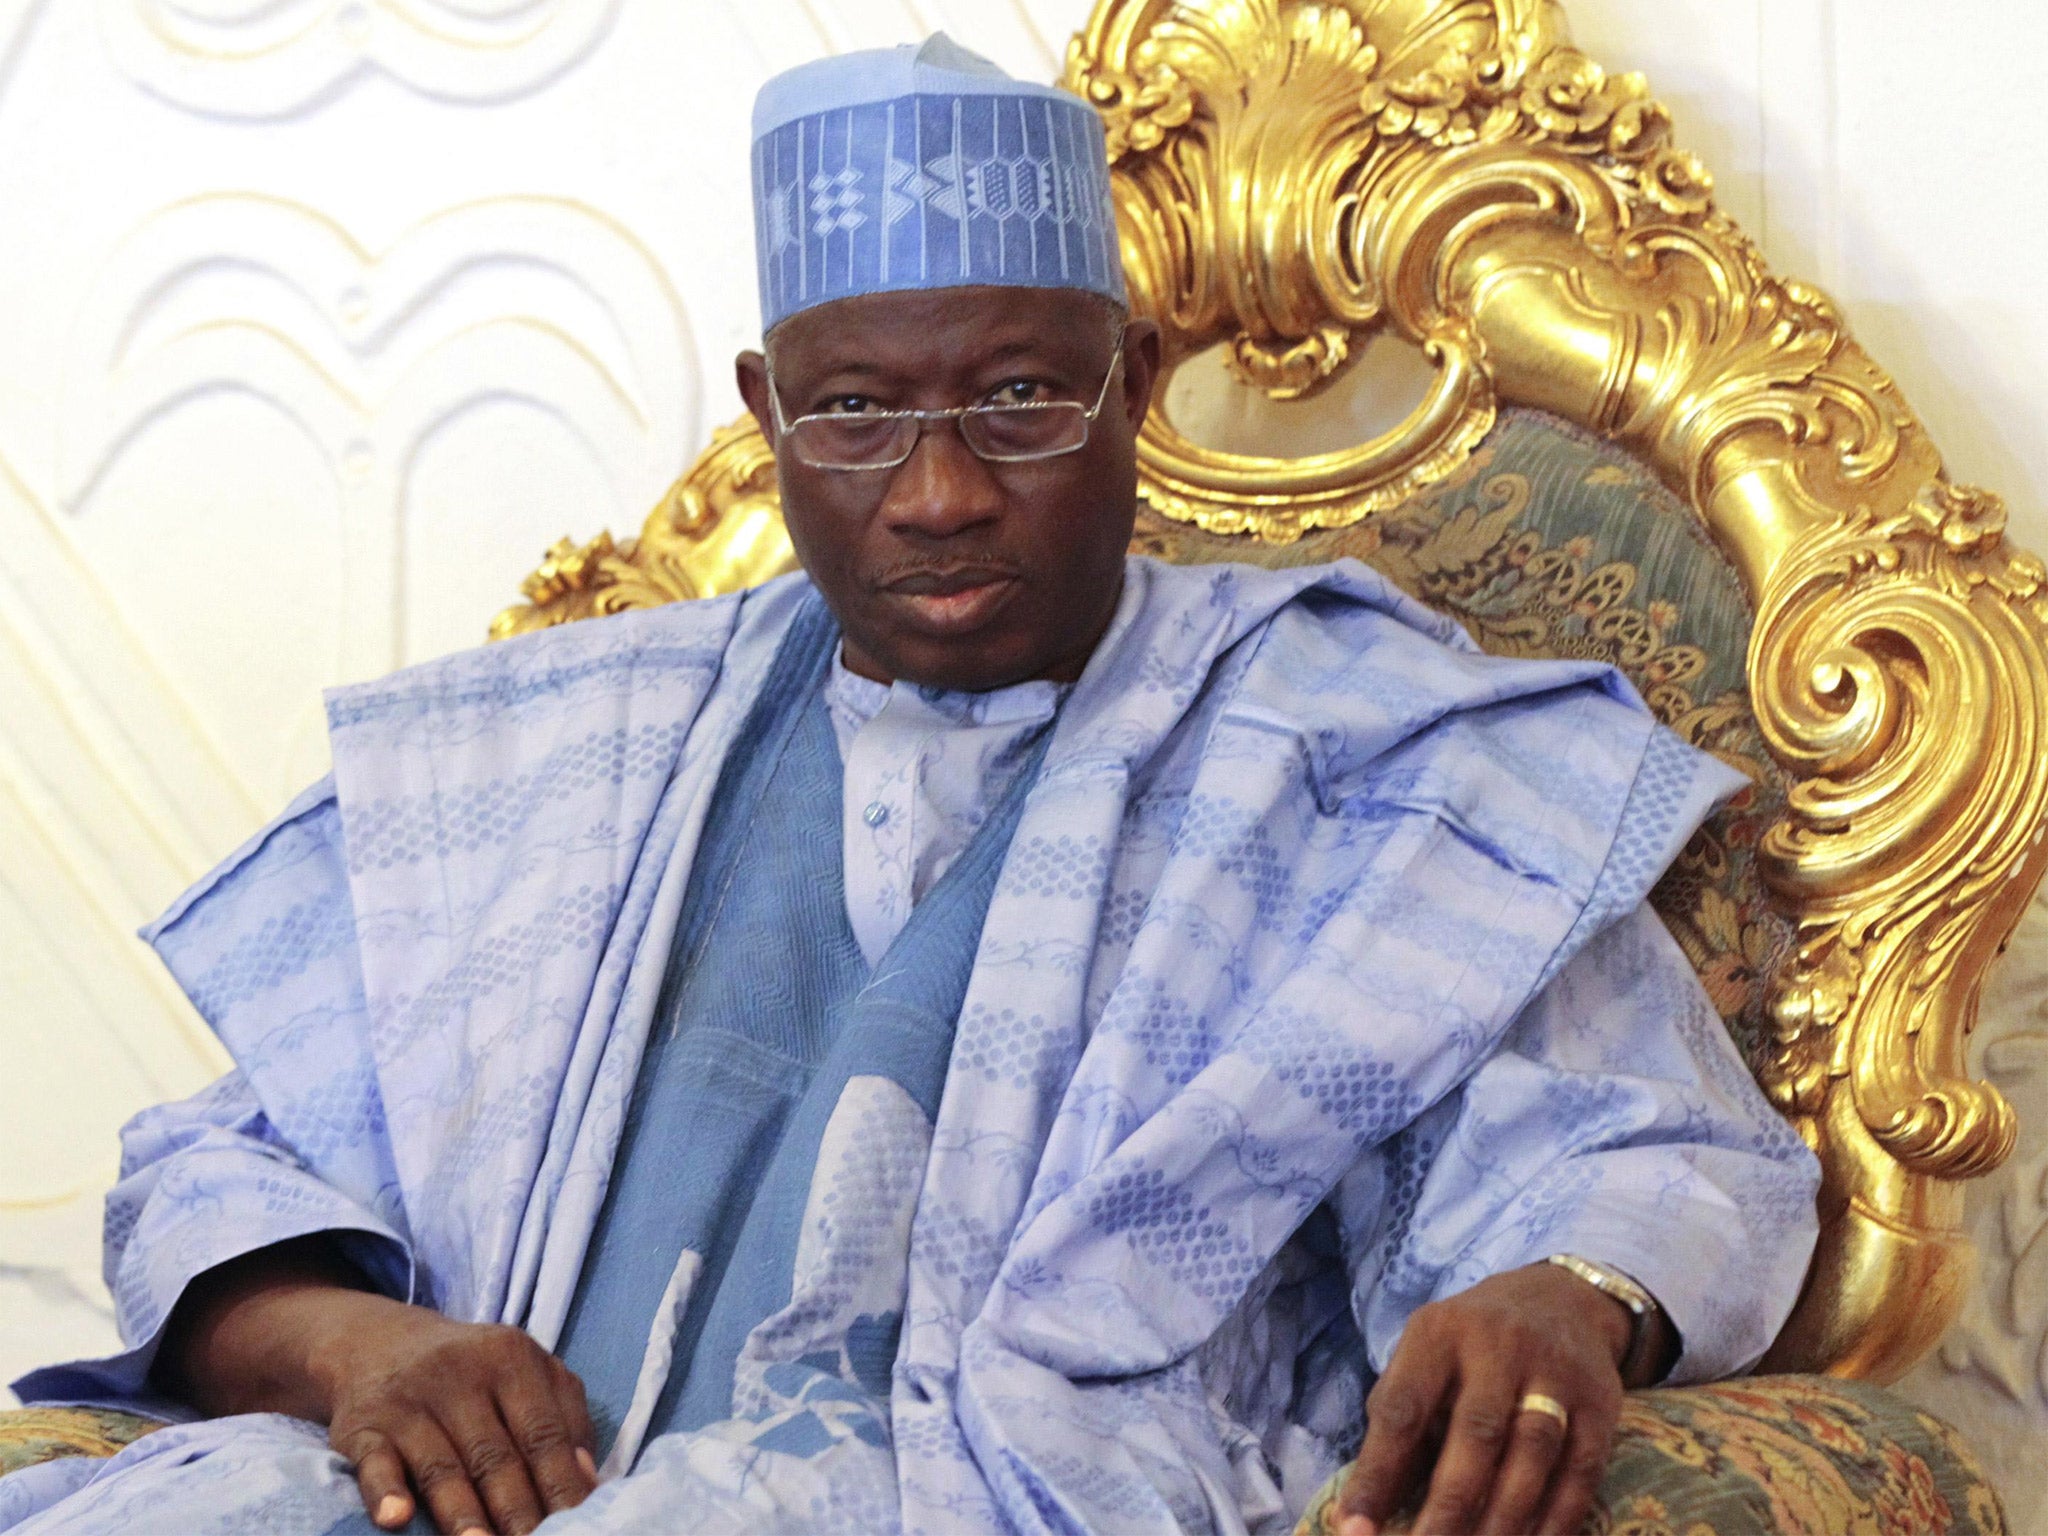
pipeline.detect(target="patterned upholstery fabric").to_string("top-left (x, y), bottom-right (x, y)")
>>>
top-left (1292, 1376), bottom-right (2007, 1535)
top-left (0, 1409), bottom-right (163, 1478)
top-left (1133, 406), bottom-right (1793, 1065)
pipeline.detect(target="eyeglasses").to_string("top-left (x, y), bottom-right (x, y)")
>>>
top-left (766, 331), bottom-right (1127, 472)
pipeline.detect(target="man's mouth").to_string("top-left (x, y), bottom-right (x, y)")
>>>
top-left (878, 566), bottom-right (1020, 632)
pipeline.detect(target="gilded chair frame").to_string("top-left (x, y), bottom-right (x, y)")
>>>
top-left (493, 0), bottom-right (2048, 1384)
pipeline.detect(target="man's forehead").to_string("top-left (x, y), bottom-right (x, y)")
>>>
top-left (766, 287), bottom-right (1116, 374)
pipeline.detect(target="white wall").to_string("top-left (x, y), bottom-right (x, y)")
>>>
top-left (4, 0), bottom-right (2046, 1523)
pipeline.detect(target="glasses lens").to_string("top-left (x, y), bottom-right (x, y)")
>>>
top-left (962, 402), bottom-right (1088, 461)
top-left (789, 415), bottom-right (915, 469)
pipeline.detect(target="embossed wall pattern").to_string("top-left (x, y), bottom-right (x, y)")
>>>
top-left (63, 193), bottom-right (698, 680)
top-left (105, 0), bottom-right (627, 116)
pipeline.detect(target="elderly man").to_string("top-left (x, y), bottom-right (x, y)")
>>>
top-left (2, 34), bottom-right (1816, 1536)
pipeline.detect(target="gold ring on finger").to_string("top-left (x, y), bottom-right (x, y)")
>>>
top-left (1516, 1391), bottom-right (1570, 1433)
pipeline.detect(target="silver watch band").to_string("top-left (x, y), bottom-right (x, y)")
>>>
top-left (1545, 1253), bottom-right (1665, 1383)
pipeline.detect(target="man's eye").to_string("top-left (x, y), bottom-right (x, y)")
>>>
top-left (819, 396), bottom-right (883, 416)
top-left (987, 380), bottom-right (1051, 407)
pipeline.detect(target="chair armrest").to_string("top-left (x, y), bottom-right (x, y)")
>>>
top-left (0, 1408), bottom-right (167, 1479)
top-left (1293, 1374), bottom-right (2005, 1535)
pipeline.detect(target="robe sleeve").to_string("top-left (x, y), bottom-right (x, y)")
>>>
top-left (9, 1072), bottom-right (413, 1410)
top-left (9, 782), bottom-right (414, 1411)
top-left (1345, 902), bottom-right (1820, 1385)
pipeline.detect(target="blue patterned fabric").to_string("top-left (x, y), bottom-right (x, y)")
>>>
top-left (559, 595), bottom-right (1051, 1472)
top-left (3, 559), bottom-right (1820, 1535)
top-left (751, 34), bottom-right (1126, 332)
top-left (825, 649), bottom-right (1067, 966)
top-left (556, 599), bottom-right (867, 1464)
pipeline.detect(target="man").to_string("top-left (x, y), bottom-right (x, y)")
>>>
top-left (1, 34), bottom-right (1817, 1536)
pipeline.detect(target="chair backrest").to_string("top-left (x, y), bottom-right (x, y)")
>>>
top-left (491, 0), bottom-right (2048, 1385)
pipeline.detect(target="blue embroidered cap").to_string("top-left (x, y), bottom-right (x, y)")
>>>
top-left (751, 33), bottom-right (1127, 333)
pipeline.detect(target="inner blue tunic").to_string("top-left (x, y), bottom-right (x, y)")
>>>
top-left (555, 596), bottom-right (1053, 1458)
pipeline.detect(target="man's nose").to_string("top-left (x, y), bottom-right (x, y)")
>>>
top-left (878, 418), bottom-right (1004, 541)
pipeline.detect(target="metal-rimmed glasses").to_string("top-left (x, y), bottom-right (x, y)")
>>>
top-left (766, 330), bottom-right (1127, 472)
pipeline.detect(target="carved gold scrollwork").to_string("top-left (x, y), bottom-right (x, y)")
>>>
top-left (1070, 0), bottom-right (1502, 534)
top-left (1062, 0), bottom-right (1731, 540)
top-left (1740, 487), bottom-right (2048, 1375)
top-left (1754, 490), bottom-right (2048, 1188)
top-left (496, 0), bottom-right (2048, 1382)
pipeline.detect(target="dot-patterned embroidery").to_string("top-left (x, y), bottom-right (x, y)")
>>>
top-left (1002, 832), bottom-right (1110, 902)
top-left (344, 724), bottom-right (688, 873)
top-left (1083, 1167), bottom-right (1263, 1305)
top-left (1234, 1005), bottom-right (1426, 1144)
top-left (184, 892), bottom-right (356, 1021)
top-left (951, 1004), bottom-right (1071, 1093)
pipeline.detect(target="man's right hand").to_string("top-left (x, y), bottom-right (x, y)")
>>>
top-left (314, 1293), bottom-right (598, 1535)
top-left (158, 1239), bottom-right (598, 1536)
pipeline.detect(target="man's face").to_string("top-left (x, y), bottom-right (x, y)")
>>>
top-left (736, 286), bottom-right (1160, 692)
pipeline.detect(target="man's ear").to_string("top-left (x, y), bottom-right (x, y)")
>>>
top-left (735, 350), bottom-right (775, 443)
top-left (1119, 318), bottom-right (1163, 432)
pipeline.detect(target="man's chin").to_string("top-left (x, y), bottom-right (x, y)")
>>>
top-left (854, 630), bottom-right (1051, 694)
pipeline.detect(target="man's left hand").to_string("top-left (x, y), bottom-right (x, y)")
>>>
top-left (1335, 1262), bottom-right (1651, 1536)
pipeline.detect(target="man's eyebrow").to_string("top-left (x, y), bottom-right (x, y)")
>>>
top-left (979, 339), bottom-right (1040, 361)
top-left (778, 357), bottom-right (905, 387)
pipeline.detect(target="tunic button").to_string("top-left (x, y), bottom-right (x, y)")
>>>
top-left (863, 801), bottom-right (890, 828)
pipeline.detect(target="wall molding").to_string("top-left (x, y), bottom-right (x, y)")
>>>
top-left (103, 0), bottom-right (625, 118)
top-left (62, 194), bottom-right (701, 680)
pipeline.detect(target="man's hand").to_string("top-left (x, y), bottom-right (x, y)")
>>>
top-left (1335, 1262), bottom-right (1666, 1536)
top-left (158, 1240), bottom-right (598, 1536)
top-left (312, 1295), bottom-right (598, 1535)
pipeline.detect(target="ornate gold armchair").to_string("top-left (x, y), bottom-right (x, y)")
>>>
top-left (4, 1), bottom-right (2038, 1529)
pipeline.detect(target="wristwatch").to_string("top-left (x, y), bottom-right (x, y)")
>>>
top-left (1545, 1253), bottom-right (1667, 1384)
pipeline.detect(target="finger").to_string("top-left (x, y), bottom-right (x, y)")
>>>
top-left (1474, 1394), bottom-right (1571, 1536)
top-left (391, 1416), bottom-right (494, 1536)
top-left (549, 1355), bottom-right (599, 1469)
top-left (1339, 1340), bottom-right (1456, 1530)
top-left (341, 1430), bottom-right (418, 1531)
top-left (440, 1393), bottom-right (547, 1536)
top-left (1411, 1357), bottom-right (1521, 1535)
top-left (1534, 1393), bottom-right (1622, 1536)
top-left (495, 1356), bottom-right (595, 1514)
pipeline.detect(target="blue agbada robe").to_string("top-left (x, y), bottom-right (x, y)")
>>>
top-left (3, 559), bottom-right (1820, 1536)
